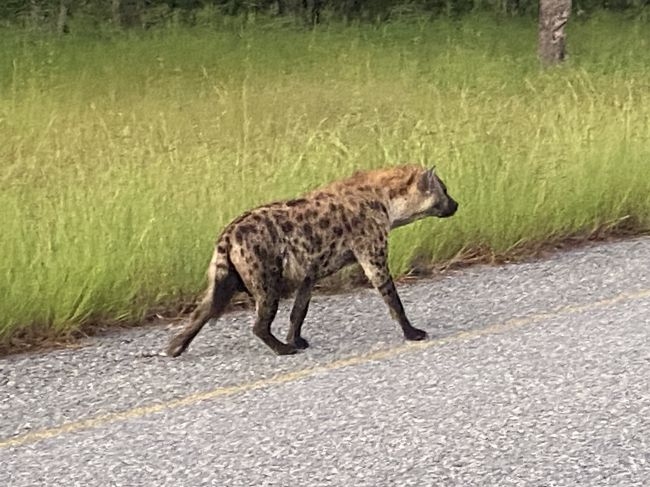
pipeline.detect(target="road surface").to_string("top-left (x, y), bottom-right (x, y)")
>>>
top-left (1, 237), bottom-right (650, 486)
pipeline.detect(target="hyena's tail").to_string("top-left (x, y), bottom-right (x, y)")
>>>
top-left (165, 241), bottom-right (239, 358)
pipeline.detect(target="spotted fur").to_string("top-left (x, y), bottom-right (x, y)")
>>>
top-left (166, 164), bottom-right (458, 356)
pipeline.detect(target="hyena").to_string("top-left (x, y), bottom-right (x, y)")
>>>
top-left (166, 164), bottom-right (458, 357)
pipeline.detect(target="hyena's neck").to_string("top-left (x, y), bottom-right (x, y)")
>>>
top-left (385, 196), bottom-right (427, 230)
top-left (354, 189), bottom-right (399, 229)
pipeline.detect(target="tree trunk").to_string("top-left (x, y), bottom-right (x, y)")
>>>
top-left (56, 0), bottom-right (69, 34)
top-left (538, 0), bottom-right (571, 65)
top-left (111, 0), bottom-right (122, 27)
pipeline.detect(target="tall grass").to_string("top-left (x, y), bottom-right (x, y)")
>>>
top-left (1, 14), bottom-right (649, 344)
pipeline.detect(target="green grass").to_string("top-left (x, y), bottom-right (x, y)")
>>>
top-left (1, 13), bottom-right (649, 345)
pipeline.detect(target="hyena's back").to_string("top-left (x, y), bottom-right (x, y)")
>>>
top-left (225, 193), bottom-right (388, 290)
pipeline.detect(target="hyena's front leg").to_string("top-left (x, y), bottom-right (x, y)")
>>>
top-left (286, 275), bottom-right (314, 349)
top-left (356, 250), bottom-right (427, 341)
top-left (377, 278), bottom-right (427, 341)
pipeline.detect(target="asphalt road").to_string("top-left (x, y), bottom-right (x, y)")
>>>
top-left (1, 237), bottom-right (650, 486)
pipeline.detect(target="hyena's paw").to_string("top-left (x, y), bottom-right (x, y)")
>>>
top-left (165, 338), bottom-right (186, 358)
top-left (165, 345), bottom-right (183, 358)
top-left (404, 327), bottom-right (428, 341)
top-left (291, 337), bottom-right (310, 349)
top-left (274, 343), bottom-right (299, 356)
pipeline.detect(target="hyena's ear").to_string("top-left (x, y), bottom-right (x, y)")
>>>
top-left (417, 166), bottom-right (437, 193)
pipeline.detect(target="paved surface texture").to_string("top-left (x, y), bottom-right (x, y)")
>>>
top-left (1, 237), bottom-right (650, 486)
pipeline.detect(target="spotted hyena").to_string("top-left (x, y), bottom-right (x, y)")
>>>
top-left (166, 164), bottom-right (458, 357)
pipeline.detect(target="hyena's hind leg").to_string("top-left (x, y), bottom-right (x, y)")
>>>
top-left (286, 275), bottom-right (314, 349)
top-left (166, 270), bottom-right (240, 357)
top-left (252, 294), bottom-right (297, 356)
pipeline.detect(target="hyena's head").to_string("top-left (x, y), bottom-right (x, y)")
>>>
top-left (385, 165), bottom-right (458, 228)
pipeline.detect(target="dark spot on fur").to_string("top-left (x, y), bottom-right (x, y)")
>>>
top-left (319, 218), bottom-right (330, 229)
top-left (406, 173), bottom-right (416, 186)
top-left (351, 217), bottom-right (361, 228)
top-left (296, 213), bottom-right (304, 222)
top-left (216, 263), bottom-right (228, 271)
top-left (235, 230), bottom-right (243, 244)
top-left (303, 223), bottom-right (313, 236)
top-left (263, 219), bottom-right (278, 242)
top-left (344, 222), bottom-right (352, 232)
top-left (251, 214), bottom-right (262, 222)
top-left (369, 200), bottom-right (387, 214)
top-left (314, 236), bottom-right (323, 248)
top-left (333, 226), bottom-right (343, 237)
top-left (286, 198), bottom-right (307, 207)
top-left (389, 188), bottom-right (398, 199)
top-left (281, 221), bottom-right (294, 233)
top-left (217, 244), bottom-right (227, 254)
top-left (238, 224), bottom-right (255, 236)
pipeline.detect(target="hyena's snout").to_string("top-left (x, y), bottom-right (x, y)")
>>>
top-left (431, 192), bottom-right (458, 219)
top-left (440, 196), bottom-right (458, 218)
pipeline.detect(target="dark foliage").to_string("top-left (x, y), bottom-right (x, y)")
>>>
top-left (0, 0), bottom-right (647, 30)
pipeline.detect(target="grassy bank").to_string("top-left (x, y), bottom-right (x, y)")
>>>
top-left (1, 13), bottom-right (649, 348)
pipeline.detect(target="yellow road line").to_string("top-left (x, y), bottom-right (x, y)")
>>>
top-left (2, 287), bottom-right (650, 450)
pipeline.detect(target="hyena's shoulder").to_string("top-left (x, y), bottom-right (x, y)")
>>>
top-left (322, 164), bottom-right (421, 196)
